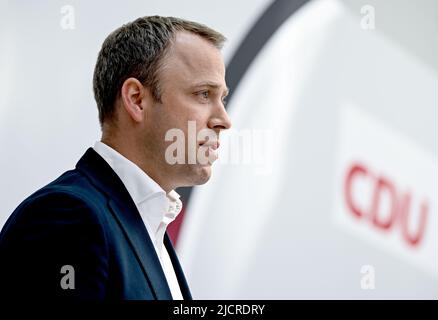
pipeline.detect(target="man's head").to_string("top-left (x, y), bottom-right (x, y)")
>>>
top-left (93, 16), bottom-right (232, 192)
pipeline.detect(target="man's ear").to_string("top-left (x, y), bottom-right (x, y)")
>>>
top-left (120, 77), bottom-right (151, 123)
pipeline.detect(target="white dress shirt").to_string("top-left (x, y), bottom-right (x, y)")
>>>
top-left (93, 141), bottom-right (184, 300)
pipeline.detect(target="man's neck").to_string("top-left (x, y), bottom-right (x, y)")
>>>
top-left (100, 136), bottom-right (174, 193)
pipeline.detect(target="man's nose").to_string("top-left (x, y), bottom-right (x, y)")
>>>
top-left (208, 102), bottom-right (232, 131)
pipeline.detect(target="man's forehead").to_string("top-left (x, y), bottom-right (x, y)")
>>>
top-left (162, 31), bottom-right (226, 85)
top-left (172, 31), bottom-right (218, 55)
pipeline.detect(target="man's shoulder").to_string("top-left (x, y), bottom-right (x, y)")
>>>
top-left (0, 167), bottom-right (112, 245)
top-left (29, 168), bottom-right (104, 206)
top-left (6, 168), bottom-right (108, 226)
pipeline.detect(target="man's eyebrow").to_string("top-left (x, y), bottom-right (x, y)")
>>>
top-left (192, 82), bottom-right (229, 95)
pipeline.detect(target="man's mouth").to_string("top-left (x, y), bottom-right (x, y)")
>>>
top-left (199, 140), bottom-right (220, 150)
top-left (198, 140), bottom-right (220, 164)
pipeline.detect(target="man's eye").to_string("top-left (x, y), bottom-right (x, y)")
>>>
top-left (222, 96), bottom-right (228, 106)
top-left (199, 91), bottom-right (209, 99)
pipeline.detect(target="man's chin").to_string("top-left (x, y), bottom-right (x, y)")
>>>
top-left (195, 164), bottom-right (212, 185)
top-left (183, 163), bottom-right (212, 186)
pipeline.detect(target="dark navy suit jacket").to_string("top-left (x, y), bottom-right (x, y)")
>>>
top-left (0, 148), bottom-right (192, 300)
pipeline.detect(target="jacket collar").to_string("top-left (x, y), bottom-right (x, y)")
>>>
top-left (76, 148), bottom-right (191, 300)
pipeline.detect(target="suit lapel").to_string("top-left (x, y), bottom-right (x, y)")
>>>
top-left (164, 233), bottom-right (193, 300)
top-left (108, 199), bottom-right (172, 299)
top-left (76, 148), bottom-right (173, 299)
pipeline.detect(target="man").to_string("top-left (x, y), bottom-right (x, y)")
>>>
top-left (0, 16), bottom-right (231, 300)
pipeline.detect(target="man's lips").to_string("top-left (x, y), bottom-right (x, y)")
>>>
top-left (199, 140), bottom-right (219, 150)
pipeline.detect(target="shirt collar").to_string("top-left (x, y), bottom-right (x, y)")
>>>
top-left (93, 141), bottom-right (182, 238)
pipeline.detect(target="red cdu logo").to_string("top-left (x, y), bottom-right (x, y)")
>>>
top-left (344, 162), bottom-right (429, 248)
top-left (334, 104), bottom-right (438, 276)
